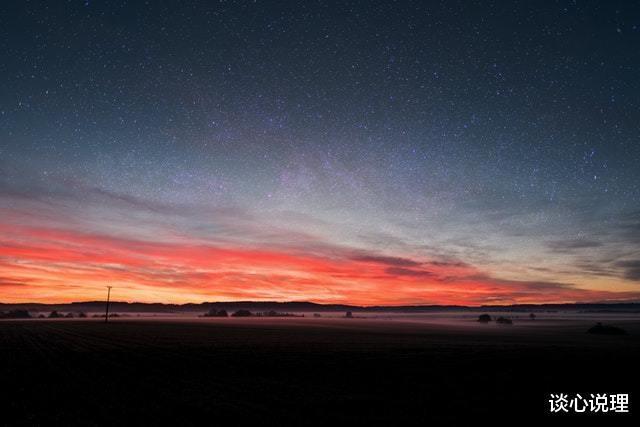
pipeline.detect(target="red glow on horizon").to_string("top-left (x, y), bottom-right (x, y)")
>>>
top-left (1, 222), bottom-right (638, 305)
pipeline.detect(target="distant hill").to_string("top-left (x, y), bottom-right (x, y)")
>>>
top-left (1, 301), bottom-right (639, 314)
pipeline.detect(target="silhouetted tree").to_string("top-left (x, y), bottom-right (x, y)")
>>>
top-left (0, 310), bottom-right (31, 319)
top-left (587, 322), bottom-right (627, 335)
top-left (345, 311), bottom-right (353, 318)
top-left (77, 312), bottom-right (87, 318)
top-left (48, 311), bottom-right (61, 318)
top-left (529, 313), bottom-right (536, 320)
top-left (477, 314), bottom-right (492, 323)
top-left (496, 316), bottom-right (513, 325)
top-left (65, 312), bottom-right (74, 318)
top-left (231, 309), bottom-right (252, 317)
top-left (204, 309), bottom-right (229, 317)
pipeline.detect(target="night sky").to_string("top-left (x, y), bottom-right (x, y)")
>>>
top-left (1, 0), bottom-right (640, 305)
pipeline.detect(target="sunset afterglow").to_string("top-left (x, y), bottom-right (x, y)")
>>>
top-left (2, 1), bottom-right (639, 306)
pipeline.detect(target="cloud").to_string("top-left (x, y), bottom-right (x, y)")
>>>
top-left (465, 274), bottom-right (575, 291)
top-left (0, 278), bottom-right (28, 287)
top-left (546, 239), bottom-right (603, 253)
top-left (84, 187), bottom-right (188, 214)
top-left (350, 254), bottom-right (422, 267)
top-left (385, 267), bottom-right (434, 278)
top-left (571, 261), bottom-right (619, 278)
top-left (3, 181), bottom-right (640, 305)
top-left (1, 221), bottom-right (640, 305)
top-left (615, 260), bottom-right (640, 281)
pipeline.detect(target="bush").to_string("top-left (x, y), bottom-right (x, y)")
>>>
top-left (48, 311), bottom-right (61, 318)
top-left (477, 314), bottom-right (492, 323)
top-left (496, 317), bottom-right (513, 325)
top-left (587, 322), bottom-right (627, 335)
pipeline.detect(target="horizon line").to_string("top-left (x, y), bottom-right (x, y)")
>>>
top-left (2, 299), bottom-right (640, 309)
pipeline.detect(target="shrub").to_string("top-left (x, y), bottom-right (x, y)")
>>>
top-left (477, 314), bottom-right (492, 323)
top-left (587, 322), bottom-right (627, 335)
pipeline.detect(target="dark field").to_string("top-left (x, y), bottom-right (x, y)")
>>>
top-left (1, 317), bottom-right (638, 425)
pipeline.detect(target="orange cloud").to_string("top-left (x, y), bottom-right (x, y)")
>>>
top-left (1, 222), bottom-right (639, 305)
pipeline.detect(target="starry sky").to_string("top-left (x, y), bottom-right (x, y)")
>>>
top-left (1, 0), bottom-right (640, 305)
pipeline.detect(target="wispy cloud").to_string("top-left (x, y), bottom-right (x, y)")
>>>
top-left (615, 260), bottom-right (640, 281)
top-left (1, 219), bottom-right (639, 305)
top-left (350, 254), bottom-right (422, 267)
top-left (2, 172), bottom-right (640, 304)
top-left (546, 239), bottom-right (603, 253)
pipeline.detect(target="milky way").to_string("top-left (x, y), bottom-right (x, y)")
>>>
top-left (1, 1), bottom-right (639, 305)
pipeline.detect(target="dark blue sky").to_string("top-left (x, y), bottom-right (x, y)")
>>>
top-left (1, 0), bottom-right (639, 304)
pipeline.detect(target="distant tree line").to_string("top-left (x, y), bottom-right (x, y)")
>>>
top-left (202, 309), bottom-right (302, 318)
top-left (0, 310), bottom-right (31, 319)
top-left (0, 310), bottom-right (92, 319)
top-left (203, 309), bottom-right (229, 317)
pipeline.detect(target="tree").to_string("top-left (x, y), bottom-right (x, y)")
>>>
top-left (0, 310), bottom-right (31, 319)
top-left (231, 309), bottom-right (252, 317)
top-left (587, 322), bottom-right (627, 335)
top-left (204, 309), bottom-right (229, 317)
top-left (477, 314), bottom-right (491, 323)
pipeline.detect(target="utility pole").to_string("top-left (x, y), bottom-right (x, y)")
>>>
top-left (105, 286), bottom-right (112, 324)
